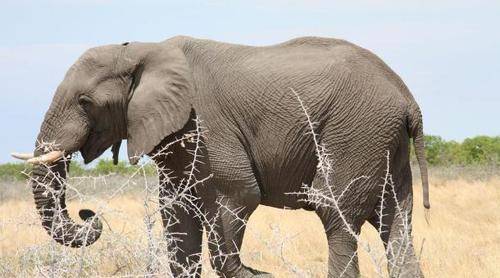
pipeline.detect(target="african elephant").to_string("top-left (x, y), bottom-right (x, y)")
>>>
top-left (13, 36), bottom-right (430, 277)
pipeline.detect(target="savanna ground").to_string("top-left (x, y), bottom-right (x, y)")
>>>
top-left (0, 165), bottom-right (499, 277)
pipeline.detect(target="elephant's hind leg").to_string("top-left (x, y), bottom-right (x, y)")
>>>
top-left (368, 164), bottom-right (424, 278)
top-left (316, 208), bottom-right (361, 278)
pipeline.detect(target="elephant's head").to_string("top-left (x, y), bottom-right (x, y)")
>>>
top-left (13, 38), bottom-right (194, 247)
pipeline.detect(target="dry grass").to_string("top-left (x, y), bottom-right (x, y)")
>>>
top-left (0, 170), bottom-right (499, 277)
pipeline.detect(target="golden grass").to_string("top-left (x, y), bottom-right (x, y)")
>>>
top-left (1, 175), bottom-right (499, 277)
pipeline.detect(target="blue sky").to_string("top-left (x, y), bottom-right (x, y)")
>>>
top-left (0, 0), bottom-right (499, 163)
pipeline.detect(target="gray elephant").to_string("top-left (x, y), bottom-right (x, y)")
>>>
top-left (13, 36), bottom-right (430, 277)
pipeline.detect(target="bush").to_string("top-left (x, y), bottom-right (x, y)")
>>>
top-left (92, 159), bottom-right (133, 175)
top-left (423, 135), bottom-right (449, 165)
top-left (409, 135), bottom-right (500, 166)
top-left (90, 159), bottom-right (157, 176)
top-left (69, 161), bottom-right (87, 176)
top-left (0, 159), bottom-right (157, 181)
top-left (0, 163), bottom-right (30, 181)
top-left (461, 136), bottom-right (500, 165)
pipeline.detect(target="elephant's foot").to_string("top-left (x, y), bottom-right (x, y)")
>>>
top-left (227, 265), bottom-right (273, 278)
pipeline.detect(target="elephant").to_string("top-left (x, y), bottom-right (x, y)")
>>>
top-left (13, 36), bottom-right (430, 277)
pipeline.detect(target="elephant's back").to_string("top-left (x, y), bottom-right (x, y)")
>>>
top-left (218, 36), bottom-right (413, 117)
top-left (190, 36), bottom-right (412, 103)
top-left (202, 35), bottom-right (415, 150)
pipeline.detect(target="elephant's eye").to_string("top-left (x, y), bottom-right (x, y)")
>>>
top-left (78, 95), bottom-right (93, 108)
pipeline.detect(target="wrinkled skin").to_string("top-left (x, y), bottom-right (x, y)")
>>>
top-left (27, 36), bottom-right (429, 277)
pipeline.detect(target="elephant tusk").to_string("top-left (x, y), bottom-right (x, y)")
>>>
top-left (11, 152), bottom-right (35, 160)
top-left (27, 151), bottom-right (65, 165)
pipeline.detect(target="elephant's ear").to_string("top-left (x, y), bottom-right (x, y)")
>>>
top-left (126, 47), bottom-right (193, 164)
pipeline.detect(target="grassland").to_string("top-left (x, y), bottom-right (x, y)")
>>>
top-left (0, 166), bottom-right (499, 277)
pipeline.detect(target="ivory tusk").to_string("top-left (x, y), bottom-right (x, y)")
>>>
top-left (27, 151), bottom-right (65, 165)
top-left (11, 152), bottom-right (35, 160)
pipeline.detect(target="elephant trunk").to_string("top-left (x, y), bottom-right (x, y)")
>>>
top-left (29, 159), bottom-right (102, 248)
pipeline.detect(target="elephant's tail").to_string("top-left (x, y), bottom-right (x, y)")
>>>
top-left (408, 105), bottom-right (430, 210)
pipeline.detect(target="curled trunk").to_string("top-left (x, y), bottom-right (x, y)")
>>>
top-left (30, 160), bottom-right (102, 248)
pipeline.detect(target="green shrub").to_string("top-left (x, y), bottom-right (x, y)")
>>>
top-left (89, 159), bottom-right (157, 176)
top-left (69, 161), bottom-right (87, 176)
top-left (0, 163), bottom-right (30, 181)
top-left (409, 135), bottom-right (500, 166)
top-left (0, 159), bottom-right (157, 180)
top-left (461, 136), bottom-right (500, 165)
top-left (92, 159), bottom-right (131, 175)
top-left (423, 135), bottom-right (448, 165)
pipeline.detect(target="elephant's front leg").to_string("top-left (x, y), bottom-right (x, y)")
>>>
top-left (154, 137), bottom-right (205, 277)
top-left (204, 192), bottom-right (271, 278)
top-left (201, 140), bottom-right (273, 277)
top-left (159, 185), bottom-right (203, 277)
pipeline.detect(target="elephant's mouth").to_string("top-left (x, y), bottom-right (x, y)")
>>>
top-left (80, 131), bottom-right (118, 164)
top-left (80, 143), bottom-right (108, 164)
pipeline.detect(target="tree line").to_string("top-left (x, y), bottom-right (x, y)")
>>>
top-left (1, 135), bottom-right (499, 181)
top-left (411, 135), bottom-right (500, 166)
